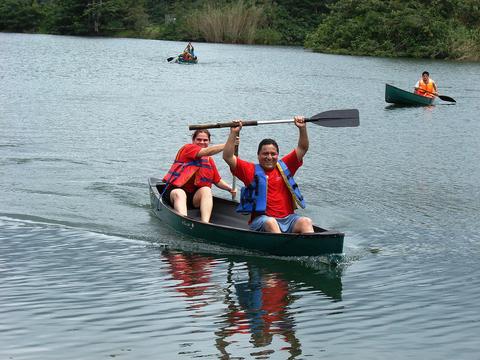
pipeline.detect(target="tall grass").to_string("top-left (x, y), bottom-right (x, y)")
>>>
top-left (185, 0), bottom-right (266, 44)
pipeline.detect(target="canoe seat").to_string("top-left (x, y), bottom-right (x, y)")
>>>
top-left (186, 199), bottom-right (250, 230)
top-left (156, 179), bottom-right (251, 230)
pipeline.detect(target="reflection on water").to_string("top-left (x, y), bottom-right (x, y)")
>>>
top-left (219, 263), bottom-right (300, 357)
top-left (160, 250), bottom-right (342, 358)
top-left (162, 251), bottom-right (217, 310)
top-left (384, 104), bottom-right (436, 110)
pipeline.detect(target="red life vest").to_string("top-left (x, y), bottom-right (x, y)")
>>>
top-left (163, 145), bottom-right (215, 189)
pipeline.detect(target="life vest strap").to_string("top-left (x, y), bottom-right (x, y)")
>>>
top-left (277, 160), bottom-right (306, 209)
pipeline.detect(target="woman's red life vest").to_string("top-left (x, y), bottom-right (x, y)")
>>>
top-left (163, 145), bottom-right (215, 189)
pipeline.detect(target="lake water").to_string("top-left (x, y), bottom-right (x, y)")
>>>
top-left (1, 33), bottom-right (480, 359)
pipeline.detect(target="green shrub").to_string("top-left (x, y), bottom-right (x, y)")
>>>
top-left (255, 27), bottom-right (283, 45)
top-left (305, 0), bottom-right (473, 59)
top-left (0, 0), bottom-right (43, 32)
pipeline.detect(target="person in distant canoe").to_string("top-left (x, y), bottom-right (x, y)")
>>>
top-left (162, 129), bottom-right (236, 223)
top-left (223, 117), bottom-right (314, 234)
top-left (185, 42), bottom-right (195, 58)
top-left (180, 50), bottom-right (192, 61)
top-left (180, 42), bottom-right (196, 61)
top-left (414, 71), bottom-right (438, 98)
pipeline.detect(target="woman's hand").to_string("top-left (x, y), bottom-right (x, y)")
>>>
top-left (230, 120), bottom-right (243, 134)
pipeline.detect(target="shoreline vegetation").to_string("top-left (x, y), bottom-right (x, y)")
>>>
top-left (1, 0), bottom-right (479, 61)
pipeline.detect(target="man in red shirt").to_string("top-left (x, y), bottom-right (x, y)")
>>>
top-left (223, 117), bottom-right (314, 233)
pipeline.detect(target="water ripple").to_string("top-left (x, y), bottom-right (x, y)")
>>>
top-left (2, 33), bottom-right (480, 360)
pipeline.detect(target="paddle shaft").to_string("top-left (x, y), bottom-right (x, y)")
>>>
top-left (189, 109), bottom-right (359, 130)
top-left (191, 119), bottom-right (307, 130)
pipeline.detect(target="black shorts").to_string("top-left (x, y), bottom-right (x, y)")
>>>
top-left (162, 186), bottom-right (195, 208)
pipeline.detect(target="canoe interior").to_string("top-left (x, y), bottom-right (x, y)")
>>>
top-left (154, 180), bottom-right (326, 233)
top-left (385, 83), bottom-right (434, 106)
top-left (176, 57), bottom-right (198, 64)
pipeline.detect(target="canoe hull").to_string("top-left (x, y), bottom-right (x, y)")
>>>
top-left (176, 57), bottom-right (198, 64)
top-left (149, 177), bottom-right (344, 256)
top-left (385, 83), bottom-right (434, 106)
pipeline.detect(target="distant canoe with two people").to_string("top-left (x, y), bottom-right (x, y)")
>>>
top-left (148, 109), bottom-right (360, 258)
top-left (167, 42), bottom-right (198, 64)
top-left (149, 177), bottom-right (345, 257)
top-left (167, 54), bottom-right (198, 64)
top-left (176, 55), bottom-right (198, 64)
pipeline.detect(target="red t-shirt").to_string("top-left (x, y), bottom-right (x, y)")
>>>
top-left (233, 150), bottom-right (302, 218)
top-left (177, 143), bottom-right (221, 193)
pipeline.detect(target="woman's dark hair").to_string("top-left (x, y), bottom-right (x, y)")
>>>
top-left (257, 138), bottom-right (279, 154)
top-left (422, 71), bottom-right (430, 76)
top-left (192, 129), bottom-right (211, 141)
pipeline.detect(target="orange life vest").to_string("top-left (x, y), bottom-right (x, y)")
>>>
top-left (415, 79), bottom-right (436, 98)
top-left (163, 145), bottom-right (215, 189)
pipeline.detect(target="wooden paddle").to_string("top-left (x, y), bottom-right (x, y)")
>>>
top-left (189, 109), bottom-right (359, 130)
top-left (416, 88), bottom-right (456, 103)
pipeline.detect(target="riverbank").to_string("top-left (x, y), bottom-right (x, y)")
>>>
top-left (1, 0), bottom-right (479, 61)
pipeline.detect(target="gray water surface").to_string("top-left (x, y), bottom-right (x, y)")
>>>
top-left (1, 33), bottom-right (480, 359)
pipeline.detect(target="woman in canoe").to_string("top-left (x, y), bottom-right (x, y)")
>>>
top-left (414, 71), bottom-right (438, 98)
top-left (162, 129), bottom-right (236, 223)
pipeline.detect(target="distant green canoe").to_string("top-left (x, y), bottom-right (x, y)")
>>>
top-left (149, 177), bottom-right (344, 257)
top-left (176, 56), bottom-right (198, 64)
top-left (385, 83), bottom-right (434, 106)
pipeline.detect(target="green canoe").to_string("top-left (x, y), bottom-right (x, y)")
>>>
top-left (176, 55), bottom-right (198, 64)
top-left (385, 83), bottom-right (434, 106)
top-left (149, 177), bottom-right (344, 257)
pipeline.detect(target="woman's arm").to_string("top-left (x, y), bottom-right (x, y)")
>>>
top-left (197, 143), bottom-right (225, 158)
top-left (215, 179), bottom-right (237, 197)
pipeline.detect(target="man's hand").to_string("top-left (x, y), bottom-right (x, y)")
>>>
top-left (294, 116), bottom-right (306, 128)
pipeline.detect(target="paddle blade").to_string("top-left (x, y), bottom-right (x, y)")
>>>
top-left (307, 109), bottom-right (359, 127)
top-left (167, 56), bottom-right (175, 62)
top-left (439, 95), bottom-right (456, 103)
